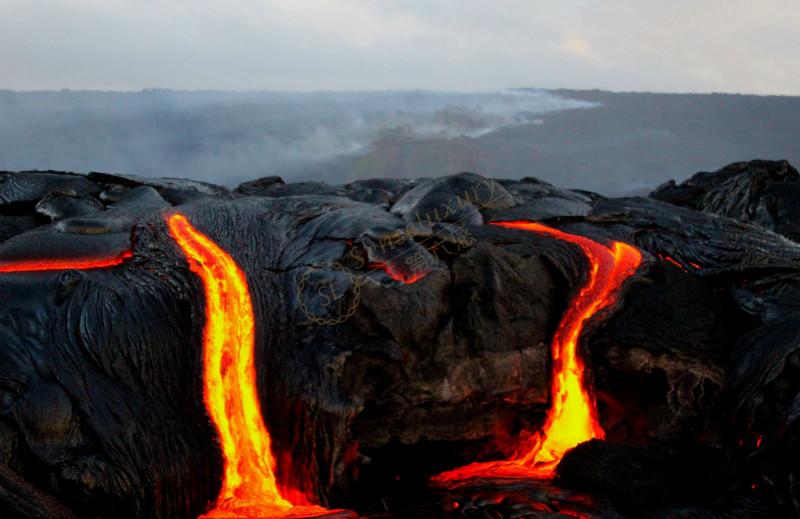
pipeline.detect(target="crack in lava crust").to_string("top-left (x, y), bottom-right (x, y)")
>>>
top-left (166, 214), bottom-right (352, 519)
top-left (432, 220), bottom-right (643, 486)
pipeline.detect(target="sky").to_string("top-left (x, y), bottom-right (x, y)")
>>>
top-left (1, 0), bottom-right (799, 94)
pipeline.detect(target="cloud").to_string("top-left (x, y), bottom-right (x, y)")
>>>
top-left (558, 36), bottom-right (598, 64)
top-left (0, 0), bottom-right (798, 94)
top-left (254, 0), bottom-right (431, 48)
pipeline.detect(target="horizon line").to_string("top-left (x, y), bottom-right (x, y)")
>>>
top-left (0, 86), bottom-right (797, 98)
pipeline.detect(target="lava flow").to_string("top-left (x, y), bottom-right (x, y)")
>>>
top-left (432, 220), bottom-right (642, 484)
top-left (166, 214), bottom-right (350, 519)
top-left (0, 250), bottom-right (133, 272)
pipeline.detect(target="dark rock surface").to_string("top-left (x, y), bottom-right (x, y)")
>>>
top-left (651, 159), bottom-right (800, 241)
top-left (0, 162), bottom-right (798, 518)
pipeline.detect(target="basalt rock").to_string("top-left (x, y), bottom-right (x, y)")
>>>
top-left (0, 162), bottom-right (798, 518)
top-left (651, 159), bottom-right (800, 241)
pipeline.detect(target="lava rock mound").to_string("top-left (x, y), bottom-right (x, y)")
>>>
top-left (0, 163), bottom-right (798, 518)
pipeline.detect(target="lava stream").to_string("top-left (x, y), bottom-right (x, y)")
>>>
top-left (167, 214), bottom-right (350, 519)
top-left (0, 250), bottom-right (132, 272)
top-left (432, 220), bottom-right (642, 484)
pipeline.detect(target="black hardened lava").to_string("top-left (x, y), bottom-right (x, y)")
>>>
top-left (0, 161), bottom-right (798, 518)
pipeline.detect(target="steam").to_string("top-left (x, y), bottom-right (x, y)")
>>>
top-left (0, 89), bottom-right (594, 185)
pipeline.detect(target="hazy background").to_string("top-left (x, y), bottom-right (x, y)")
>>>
top-left (3, 1), bottom-right (799, 93)
top-left (1, 1), bottom-right (799, 194)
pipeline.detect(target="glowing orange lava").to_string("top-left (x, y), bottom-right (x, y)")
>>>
top-left (657, 254), bottom-right (687, 271)
top-left (0, 250), bottom-right (133, 272)
top-left (166, 213), bottom-right (349, 519)
top-left (368, 262), bottom-right (426, 284)
top-left (432, 220), bottom-right (642, 484)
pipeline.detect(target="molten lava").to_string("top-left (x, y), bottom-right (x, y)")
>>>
top-left (657, 254), bottom-right (687, 271)
top-left (166, 214), bottom-right (348, 519)
top-left (368, 262), bottom-right (426, 284)
top-left (0, 250), bottom-right (133, 272)
top-left (432, 220), bottom-right (642, 484)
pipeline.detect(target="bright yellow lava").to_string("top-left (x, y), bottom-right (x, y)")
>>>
top-left (167, 213), bottom-right (340, 519)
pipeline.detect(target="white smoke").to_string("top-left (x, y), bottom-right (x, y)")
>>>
top-left (0, 89), bottom-right (596, 185)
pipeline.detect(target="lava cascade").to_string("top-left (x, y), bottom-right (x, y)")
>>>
top-left (166, 214), bottom-right (349, 519)
top-left (433, 220), bottom-right (642, 484)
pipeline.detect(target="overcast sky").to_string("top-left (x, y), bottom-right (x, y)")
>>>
top-left (2, 0), bottom-right (799, 94)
